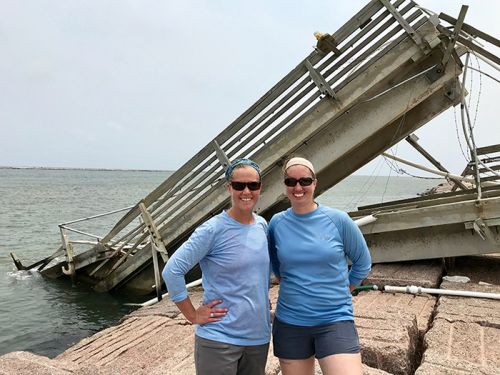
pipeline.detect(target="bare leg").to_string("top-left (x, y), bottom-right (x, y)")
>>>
top-left (317, 353), bottom-right (362, 375)
top-left (279, 356), bottom-right (315, 375)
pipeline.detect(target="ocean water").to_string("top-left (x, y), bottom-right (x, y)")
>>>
top-left (0, 168), bottom-right (440, 358)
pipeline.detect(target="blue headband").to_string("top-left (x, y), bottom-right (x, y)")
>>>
top-left (225, 158), bottom-right (261, 180)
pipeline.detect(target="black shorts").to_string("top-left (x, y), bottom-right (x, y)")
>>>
top-left (272, 318), bottom-right (360, 359)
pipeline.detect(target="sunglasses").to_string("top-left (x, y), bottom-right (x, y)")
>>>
top-left (230, 181), bottom-right (262, 191)
top-left (284, 177), bottom-right (315, 187)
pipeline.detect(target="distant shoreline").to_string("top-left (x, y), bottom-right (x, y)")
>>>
top-left (0, 166), bottom-right (443, 179)
top-left (0, 166), bottom-right (171, 172)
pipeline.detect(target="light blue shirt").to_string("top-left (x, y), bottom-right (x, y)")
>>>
top-left (269, 204), bottom-right (371, 326)
top-left (162, 211), bottom-right (271, 346)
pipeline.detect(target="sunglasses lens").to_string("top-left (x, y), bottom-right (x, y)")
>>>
top-left (299, 178), bottom-right (313, 186)
top-left (231, 181), bottom-right (261, 191)
top-left (231, 182), bottom-right (246, 190)
top-left (247, 182), bottom-right (261, 191)
top-left (284, 177), bottom-right (314, 187)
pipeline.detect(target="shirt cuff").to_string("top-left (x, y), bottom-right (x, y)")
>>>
top-left (170, 290), bottom-right (188, 303)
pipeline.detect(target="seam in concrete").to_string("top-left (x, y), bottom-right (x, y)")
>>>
top-left (446, 322), bottom-right (454, 360)
top-left (480, 325), bottom-right (486, 368)
top-left (436, 316), bottom-right (500, 329)
top-left (96, 320), bottom-right (169, 366)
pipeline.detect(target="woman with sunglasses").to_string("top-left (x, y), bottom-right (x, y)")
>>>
top-left (269, 157), bottom-right (371, 375)
top-left (162, 158), bottom-right (271, 375)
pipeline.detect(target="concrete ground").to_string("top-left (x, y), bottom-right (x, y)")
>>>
top-left (0, 255), bottom-right (498, 375)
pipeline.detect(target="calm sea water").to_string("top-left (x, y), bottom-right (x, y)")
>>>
top-left (0, 168), bottom-right (440, 358)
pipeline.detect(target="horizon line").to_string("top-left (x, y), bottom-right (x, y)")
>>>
top-left (0, 165), bottom-right (173, 172)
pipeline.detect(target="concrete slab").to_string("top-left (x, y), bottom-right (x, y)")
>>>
top-left (417, 281), bottom-right (500, 374)
top-left (16, 277), bottom-right (500, 375)
top-left (0, 351), bottom-right (100, 375)
top-left (53, 286), bottom-right (284, 375)
top-left (364, 260), bottom-right (443, 288)
top-left (415, 360), bottom-right (498, 375)
top-left (58, 315), bottom-right (196, 375)
top-left (353, 290), bottom-right (436, 338)
top-left (416, 319), bottom-right (500, 375)
top-left (435, 282), bottom-right (500, 327)
top-left (355, 309), bottom-right (419, 375)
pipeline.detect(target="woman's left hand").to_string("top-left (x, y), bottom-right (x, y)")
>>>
top-left (195, 299), bottom-right (228, 324)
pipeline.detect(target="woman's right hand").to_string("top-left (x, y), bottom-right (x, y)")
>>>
top-left (193, 299), bottom-right (228, 324)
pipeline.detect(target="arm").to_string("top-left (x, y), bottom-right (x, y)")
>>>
top-left (162, 221), bottom-right (227, 323)
top-left (268, 218), bottom-right (281, 280)
top-left (341, 212), bottom-right (372, 287)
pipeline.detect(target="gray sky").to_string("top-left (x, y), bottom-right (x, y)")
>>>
top-left (1, 0), bottom-right (499, 177)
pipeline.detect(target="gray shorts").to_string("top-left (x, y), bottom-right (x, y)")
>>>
top-left (272, 318), bottom-right (360, 359)
top-left (194, 335), bottom-right (269, 375)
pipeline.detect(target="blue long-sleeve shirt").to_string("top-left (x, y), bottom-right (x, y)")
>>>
top-left (162, 211), bottom-right (271, 346)
top-left (269, 204), bottom-right (371, 326)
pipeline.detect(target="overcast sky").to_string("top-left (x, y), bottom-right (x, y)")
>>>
top-left (1, 0), bottom-right (499, 177)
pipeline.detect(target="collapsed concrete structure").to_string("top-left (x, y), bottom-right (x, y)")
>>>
top-left (5, 1), bottom-right (500, 373)
top-left (11, 0), bottom-right (500, 299)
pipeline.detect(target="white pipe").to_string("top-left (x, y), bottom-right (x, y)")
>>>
top-left (130, 278), bottom-right (204, 307)
top-left (354, 215), bottom-right (377, 227)
top-left (384, 285), bottom-right (500, 300)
